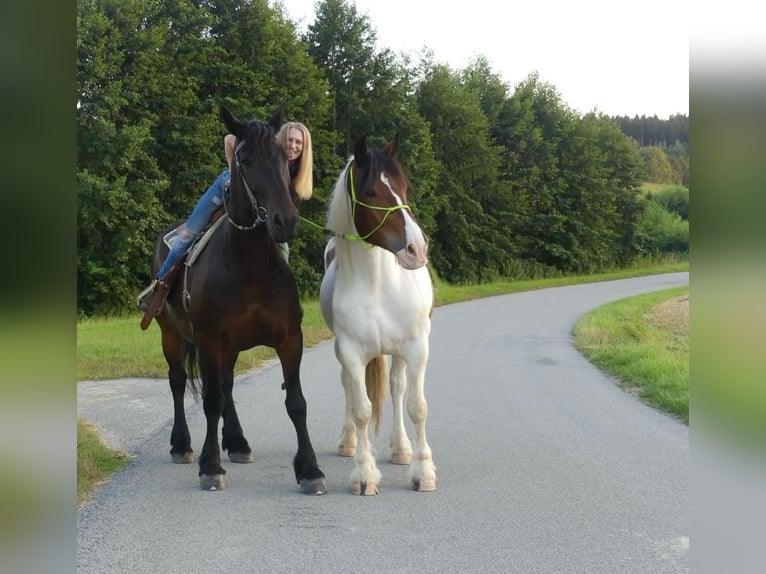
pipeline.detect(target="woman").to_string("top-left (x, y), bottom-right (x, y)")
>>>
top-left (137, 121), bottom-right (313, 312)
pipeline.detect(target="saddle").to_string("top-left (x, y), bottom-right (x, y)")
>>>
top-left (139, 207), bottom-right (224, 330)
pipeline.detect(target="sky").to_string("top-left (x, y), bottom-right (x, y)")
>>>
top-left (278, 0), bottom-right (690, 119)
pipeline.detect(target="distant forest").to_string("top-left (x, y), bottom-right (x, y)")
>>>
top-left (612, 114), bottom-right (688, 148)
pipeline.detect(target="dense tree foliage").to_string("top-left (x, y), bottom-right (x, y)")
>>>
top-left (614, 113), bottom-right (688, 148)
top-left (639, 145), bottom-right (677, 184)
top-left (77, 0), bottom-right (689, 315)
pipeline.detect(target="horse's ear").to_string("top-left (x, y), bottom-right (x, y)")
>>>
top-left (353, 135), bottom-right (369, 167)
top-left (383, 133), bottom-right (400, 159)
top-left (221, 106), bottom-right (245, 139)
top-left (268, 105), bottom-right (285, 132)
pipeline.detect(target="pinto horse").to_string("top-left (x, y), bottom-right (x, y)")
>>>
top-left (319, 135), bottom-right (436, 495)
top-left (148, 106), bottom-right (326, 493)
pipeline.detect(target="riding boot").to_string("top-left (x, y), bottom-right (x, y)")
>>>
top-left (138, 267), bottom-right (179, 330)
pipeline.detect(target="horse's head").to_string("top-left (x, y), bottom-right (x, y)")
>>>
top-left (346, 135), bottom-right (429, 269)
top-left (221, 106), bottom-right (298, 244)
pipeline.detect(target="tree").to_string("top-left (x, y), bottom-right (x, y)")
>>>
top-left (639, 145), bottom-right (676, 184)
top-left (416, 63), bottom-right (513, 282)
top-left (461, 55), bottom-right (510, 135)
top-left (304, 0), bottom-right (377, 158)
top-left (495, 73), bottom-right (573, 270)
top-left (77, 0), bottom-right (173, 314)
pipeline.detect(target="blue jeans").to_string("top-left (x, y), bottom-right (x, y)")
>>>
top-left (156, 170), bottom-right (230, 278)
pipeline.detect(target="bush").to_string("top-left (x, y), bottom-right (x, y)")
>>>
top-left (637, 200), bottom-right (689, 254)
top-left (649, 185), bottom-right (689, 220)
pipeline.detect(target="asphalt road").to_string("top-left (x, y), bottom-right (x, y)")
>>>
top-left (77, 272), bottom-right (689, 574)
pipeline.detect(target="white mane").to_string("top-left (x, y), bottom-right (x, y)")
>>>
top-left (326, 159), bottom-right (355, 237)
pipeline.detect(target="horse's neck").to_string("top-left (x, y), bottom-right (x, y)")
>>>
top-left (222, 224), bottom-right (271, 265)
top-left (335, 240), bottom-right (394, 288)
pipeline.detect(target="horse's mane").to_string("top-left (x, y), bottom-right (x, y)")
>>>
top-left (326, 159), bottom-right (355, 236)
top-left (243, 119), bottom-right (282, 159)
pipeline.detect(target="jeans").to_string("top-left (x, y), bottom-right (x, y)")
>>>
top-left (156, 170), bottom-right (230, 278)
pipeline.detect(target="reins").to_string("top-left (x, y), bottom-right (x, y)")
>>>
top-left (223, 138), bottom-right (268, 231)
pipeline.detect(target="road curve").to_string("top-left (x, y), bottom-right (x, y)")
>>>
top-left (77, 272), bottom-right (689, 574)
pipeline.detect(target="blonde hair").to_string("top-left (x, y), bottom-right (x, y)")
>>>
top-left (277, 121), bottom-right (313, 201)
top-left (224, 133), bottom-right (236, 168)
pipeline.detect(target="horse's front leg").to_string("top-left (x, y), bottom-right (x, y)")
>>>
top-left (338, 347), bottom-right (381, 495)
top-left (221, 354), bottom-right (253, 463)
top-left (405, 342), bottom-right (436, 492)
top-left (279, 329), bottom-right (327, 495)
top-left (389, 356), bottom-right (412, 465)
top-left (198, 354), bottom-right (226, 490)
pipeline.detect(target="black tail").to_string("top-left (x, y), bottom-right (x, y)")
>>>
top-left (183, 340), bottom-right (202, 398)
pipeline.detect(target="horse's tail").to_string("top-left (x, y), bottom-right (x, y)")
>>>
top-left (183, 340), bottom-right (202, 399)
top-left (365, 355), bottom-right (388, 436)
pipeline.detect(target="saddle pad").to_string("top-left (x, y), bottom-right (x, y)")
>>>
top-left (187, 215), bottom-right (225, 267)
top-left (161, 215), bottom-right (226, 268)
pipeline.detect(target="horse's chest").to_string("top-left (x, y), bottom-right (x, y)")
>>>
top-left (336, 295), bottom-right (427, 343)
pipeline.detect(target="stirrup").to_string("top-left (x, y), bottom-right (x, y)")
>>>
top-left (137, 279), bottom-right (158, 311)
top-left (139, 278), bottom-right (171, 330)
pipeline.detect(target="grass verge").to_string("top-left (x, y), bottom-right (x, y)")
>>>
top-left (77, 418), bottom-right (130, 508)
top-left (573, 286), bottom-right (689, 423)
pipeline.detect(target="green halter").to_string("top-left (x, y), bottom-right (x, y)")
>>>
top-left (342, 166), bottom-right (411, 244)
top-left (299, 165), bottom-right (411, 247)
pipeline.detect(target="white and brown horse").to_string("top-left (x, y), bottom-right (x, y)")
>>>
top-left (319, 135), bottom-right (435, 495)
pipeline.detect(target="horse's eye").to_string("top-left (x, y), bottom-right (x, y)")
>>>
top-left (241, 157), bottom-right (251, 167)
top-left (364, 187), bottom-right (376, 198)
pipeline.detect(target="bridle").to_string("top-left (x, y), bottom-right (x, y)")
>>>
top-left (223, 138), bottom-right (269, 231)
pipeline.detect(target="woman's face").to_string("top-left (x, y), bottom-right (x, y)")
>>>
top-left (285, 127), bottom-right (304, 162)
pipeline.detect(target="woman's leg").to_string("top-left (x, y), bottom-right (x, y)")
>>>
top-left (156, 170), bottom-right (230, 278)
top-left (138, 171), bottom-right (230, 311)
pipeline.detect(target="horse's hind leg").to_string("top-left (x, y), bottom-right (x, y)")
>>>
top-left (221, 356), bottom-right (253, 463)
top-left (278, 330), bottom-right (327, 495)
top-left (160, 323), bottom-right (193, 463)
top-left (389, 357), bottom-right (412, 465)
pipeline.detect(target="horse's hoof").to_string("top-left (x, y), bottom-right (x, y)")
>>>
top-left (200, 474), bottom-right (225, 491)
top-left (351, 481), bottom-right (379, 496)
top-left (300, 477), bottom-right (328, 495)
top-left (171, 452), bottom-right (194, 464)
top-left (228, 452), bottom-right (254, 463)
top-left (412, 477), bottom-right (436, 492)
top-left (390, 451), bottom-right (412, 465)
top-left (337, 444), bottom-right (355, 457)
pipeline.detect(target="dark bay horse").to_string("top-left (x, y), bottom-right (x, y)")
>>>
top-left (319, 135), bottom-right (435, 495)
top-left (148, 106), bottom-right (326, 493)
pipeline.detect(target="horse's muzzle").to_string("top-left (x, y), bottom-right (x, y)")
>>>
top-left (268, 211), bottom-right (299, 244)
top-left (394, 240), bottom-right (428, 270)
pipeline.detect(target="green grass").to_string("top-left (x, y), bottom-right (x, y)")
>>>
top-left (641, 182), bottom-right (669, 195)
top-left (77, 417), bottom-right (130, 508)
top-left (573, 286), bottom-right (689, 423)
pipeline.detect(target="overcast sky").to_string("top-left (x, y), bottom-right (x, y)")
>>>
top-left (278, 0), bottom-right (692, 119)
